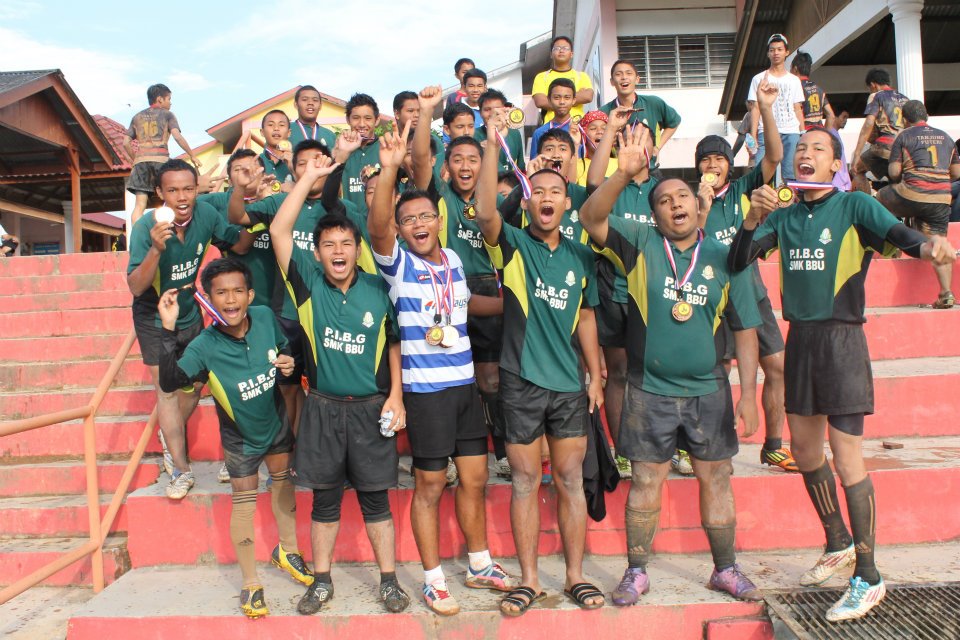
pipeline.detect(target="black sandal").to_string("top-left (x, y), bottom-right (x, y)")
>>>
top-left (500, 586), bottom-right (546, 617)
top-left (564, 582), bottom-right (605, 609)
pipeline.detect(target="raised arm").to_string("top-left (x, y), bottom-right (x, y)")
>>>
top-left (127, 220), bottom-right (173, 296)
top-left (227, 164), bottom-right (265, 226)
top-left (413, 85), bottom-right (444, 191)
top-left (272, 154), bottom-right (337, 275)
top-left (586, 107), bottom-right (632, 189)
top-left (728, 185), bottom-right (780, 271)
top-left (170, 128), bottom-right (201, 169)
top-left (476, 108), bottom-right (505, 246)
top-left (580, 125), bottom-right (649, 247)
top-left (755, 72), bottom-right (784, 183)
top-left (369, 121), bottom-right (412, 256)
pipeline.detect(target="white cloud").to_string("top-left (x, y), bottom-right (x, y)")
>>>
top-left (0, 27), bottom-right (143, 118)
top-left (0, 0), bottom-right (40, 20)
top-left (167, 70), bottom-right (211, 92)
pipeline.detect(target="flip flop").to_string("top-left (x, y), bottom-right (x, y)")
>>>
top-left (564, 582), bottom-right (605, 610)
top-left (500, 586), bottom-right (546, 617)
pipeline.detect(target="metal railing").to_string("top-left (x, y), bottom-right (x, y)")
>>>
top-left (0, 329), bottom-right (157, 604)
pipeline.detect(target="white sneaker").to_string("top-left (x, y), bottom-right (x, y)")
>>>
top-left (166, 471), bottom-right (195, 500)
top-left (445, 459), bottom-right (458, 486)
top-left (158, 431), bottom-right (174, 477)
top-left (800, 544), bottom-right (856, 586)
top-left (826, 576), bottom-right (886, 622)
top-left (493, 457), bottom-right (512, 478)
top-left (670, 449), bottom-right (694, 475)
top-left (218, 462), bottom-right (230, 483)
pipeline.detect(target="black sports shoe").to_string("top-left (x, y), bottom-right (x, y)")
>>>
top-left (297, 580), bottom-right (333, 615)
top-left (380, 578), bottom-right (411, 613)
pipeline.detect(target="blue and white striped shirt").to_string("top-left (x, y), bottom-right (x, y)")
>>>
top-left (374, 242), bottom-right (474, 393)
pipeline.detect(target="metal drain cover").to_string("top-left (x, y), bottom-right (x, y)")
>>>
top-left (764, 582), bottom-right (960, 639)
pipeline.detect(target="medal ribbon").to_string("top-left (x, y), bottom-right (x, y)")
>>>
top-left (493, 128), bottom-right (532, 200)
top-left (663, 229), bottom-right (703, 298)
top-left (713, 183), bottom-right (730, 199)
top-left (419, 251), bottom-right (454, 324)
top-left (193, 291), bottom-right (227, 326)
top-left (296, 119), bottom-right (318, 141)
top-left (786, 180), bottom-right (835, 190)
top-left (550, 117), bottom-right (571, 130)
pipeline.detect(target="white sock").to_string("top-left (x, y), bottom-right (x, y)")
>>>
top-left (424, 565), bottom-right (446, 587)
top-left (468, 550), bottom-right (492, 572)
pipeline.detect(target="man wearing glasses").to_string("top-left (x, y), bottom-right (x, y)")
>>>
top-left (532, 36), bottom-right (595, 123)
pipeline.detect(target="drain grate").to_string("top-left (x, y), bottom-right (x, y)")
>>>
top-left (764, 582), bottom-right (960, 639)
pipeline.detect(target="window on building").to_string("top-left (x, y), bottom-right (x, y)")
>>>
top-left (617, 33), bottom-right (735, 89)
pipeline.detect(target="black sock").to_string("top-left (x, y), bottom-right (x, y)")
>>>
top-left (315, 571), bottom-right (332, 585)
top-left (801, 460), bottom-right (853, 552)
top-left (763, 438), bottom-right (782, 451)
top-left (625, 507), bottom-right (659, 569)
top-left (845, 476), bottom-right (881, 585)
top-left (703, 523), bottom-right (737, 571)
top-left (480, 390), bottom-right (507, 459)
top-left (380, 571), bottom-right (396, 584)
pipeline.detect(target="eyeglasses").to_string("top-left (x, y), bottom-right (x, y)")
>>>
top-left (552, 46), bottom-right (572, 53)
top-left (398, 212), bottom-right (439, 226)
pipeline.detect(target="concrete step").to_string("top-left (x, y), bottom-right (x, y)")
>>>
top-left (0, 308), bottom-right (132, 339)
top-left (0, 289), bottom-right (131, 313)
top-left (0, 333), bottom-right (137, 363)
top-left (0, 494), bottom-right (129, 537)
top-left (124, 437), bottom-right (960, 568)
top-left (0, 535), bottom-right (128, 588)
top-left (0, 357), bottom-right (149, 393)
top-left (0, 416), bottom-right (160, 462)
top-left (0, 585), bottom-right (94, 640)
top-left (0, 385), bottom-right (156, 420)
top-left (64, 541), bottom-right (960, 640)
top-left (0, 252), bottom-right (128, 278)
top-left (0, 272), bottom-right (129, 297)
top-left (0, 460), bottom-right (159, 498)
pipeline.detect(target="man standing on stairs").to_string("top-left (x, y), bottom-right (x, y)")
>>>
top-left (157, 258), bottom-right (312, 618)
top-left (127, 159), bottom-right (251, 500)
top-left (580, 124), bottom-right (764, 607)
top-left (728, 126), bottom-right (957, 621)
top-left (268, 155), bottom-right (412, 616)
top-left (697, 74), bottom-right (797, 473)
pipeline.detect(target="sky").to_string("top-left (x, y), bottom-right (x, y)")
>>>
top-left (1, 0), bottom-right (553, 154)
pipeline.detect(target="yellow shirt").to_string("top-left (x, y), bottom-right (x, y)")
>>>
top-left (576, 157), bottom-right (619, 186)
top-left (532, 69), bottom-right (594, 122)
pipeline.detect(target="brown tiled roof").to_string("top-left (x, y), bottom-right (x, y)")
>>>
top-left (92, 115), bottom-right (133, 170)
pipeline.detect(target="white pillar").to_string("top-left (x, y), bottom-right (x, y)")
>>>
top-left (889, 0), bottom-right (925, 100)
top-left (10, 213), bottom-right (21, 256)
top-left (62, 201), bottom-right (74, 254)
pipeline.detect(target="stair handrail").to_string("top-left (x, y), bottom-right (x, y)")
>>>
top-left (0, 328), bottom-right (157, 605)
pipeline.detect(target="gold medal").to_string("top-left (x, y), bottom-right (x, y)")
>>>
top-left (271, 181), bottom-right (282, 193)
top-left (671, 300), bottom-right (693, 323)
top-left (701, 173), bottom-right (718, 185)
top-left (463, 203), bottom-right (476, 219)
top-left (277, 140), bottom-right (292, 152)
top-left (508, 108), bottom-right (525, 129)
top-left (425, 325), bottom-right (444, 346)
top-left (777, 185), bottom-right (795, 207)
top-left (571, 115), bottom-right (582, 126)
top-left (440, 325), bottom-right (459, 348)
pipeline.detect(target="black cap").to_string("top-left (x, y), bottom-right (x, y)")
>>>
top-left (695, 135), bottom-right (733, 168)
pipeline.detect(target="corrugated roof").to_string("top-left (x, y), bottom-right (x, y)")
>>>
top-left (0, 69), bottom-right (56, 95)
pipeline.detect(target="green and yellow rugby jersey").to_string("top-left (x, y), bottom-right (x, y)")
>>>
top-left (284, 251), bottom-right (397, 397)
top-left (596, 216), bottom-right (760, 397)
top-left (751, 190), bottom-right (900, 323)
top-left (518, 182), bottom-right (591, 245)
top-left (289, 120), bottom-right (337, 152)
top-left (603, 177), bottom-right (659, 304)
top-left (128, 201), bottom-right (243, 328)
top-left (486, 224), bottom-right (599, 393)
top-left (342, 140), bottom-right (381, 212)
top-left (428, 177), bottom-right (504, 278)
top-left (162, 305), bottom-right (288, 454)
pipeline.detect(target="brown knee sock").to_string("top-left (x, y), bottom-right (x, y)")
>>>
top-left (844, 475), bottom-right (880, 584)
top-left (625, 507), bottom-right (660, 569)
top-left (802, 460), bottom-right (853, 552)
top-left (702, 523), bottom-right (737, 571)
top-left (270, 470), bottom-right (298, 552)
top-left (230, 490), bottom-right (259, 587)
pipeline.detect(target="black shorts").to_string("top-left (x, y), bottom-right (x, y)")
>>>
top-left (276, 315), bottom-right (306, 385)
top-left (597, 298), bottom-right (628, 348)
top-left (618, 380), bottom-right (738, 463)
top-left (135, 316), bottom-right (202, 367)
top-left (876, 186), bottom-right (950, 236)
top-left (222, 418), bottom-right (294, 478)
top-left (291, 391), bottom-right (398, 491)
top-left (499, 368), bottom-right (589, 445)
top-left (126, 161), bottom-right (164, 195)
top-left (404, 383), bottom-right (487, 460)
top-left (466, 276), bottom-right (503, 362)
top-left (784, 322), bottom-right (874, 416)
top-left (860, 143), bottom-right (891, 179)
top-left (721, 294), bottom-right (784, 361)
